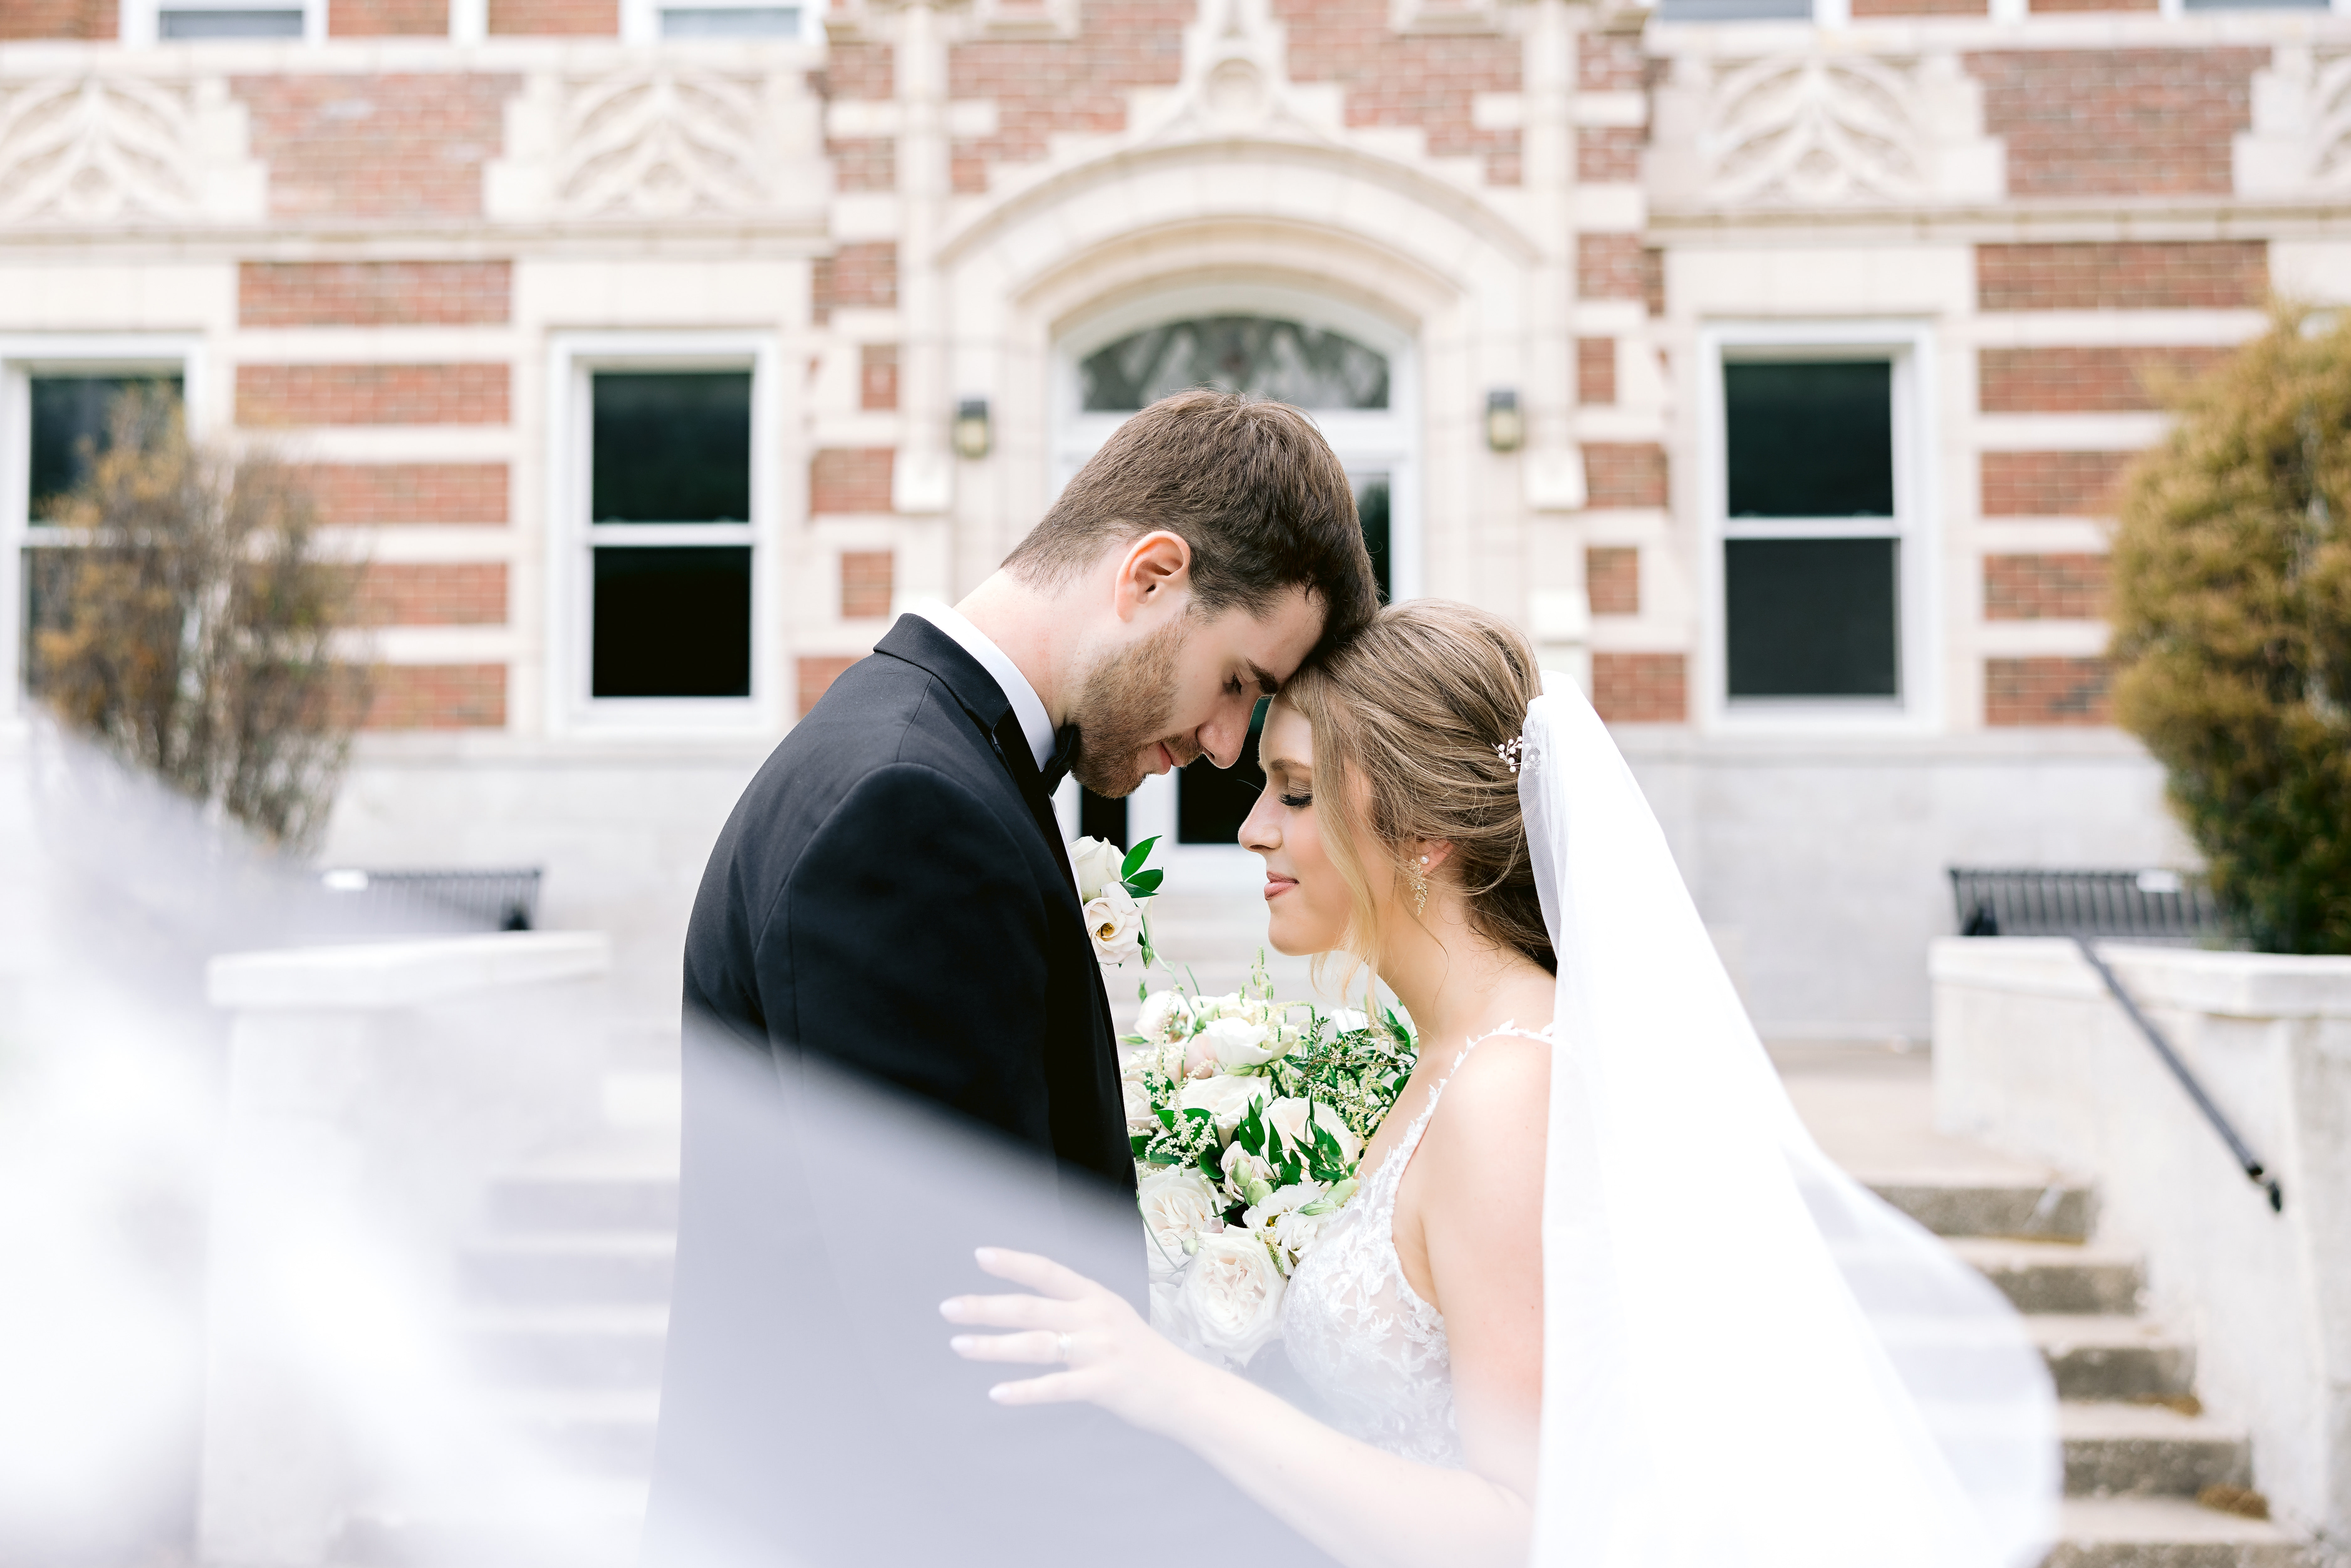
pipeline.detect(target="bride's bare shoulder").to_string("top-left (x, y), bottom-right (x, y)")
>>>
top-left (1419, 1029), bottom-right (1551, 1175)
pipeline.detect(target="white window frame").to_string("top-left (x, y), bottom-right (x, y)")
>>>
top-left (1696, 320), bottom-right (1941, 737)
top-left (620, 0), bottom-right (825, 43)
top-left (1, 336), bottom-right (206, 723)
top-left (1049, 284), bottom-right (1421, 889)
top-left (546, 333), bottom-right (784, 739)
top-left (123, 0), bottom-right (323, 45)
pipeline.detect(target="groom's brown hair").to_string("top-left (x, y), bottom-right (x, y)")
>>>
top-left (1003, 388), bottom-right (1379, 647)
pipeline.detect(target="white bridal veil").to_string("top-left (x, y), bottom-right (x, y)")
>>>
top-left (1520, 684), bottom-right (2059, 1568)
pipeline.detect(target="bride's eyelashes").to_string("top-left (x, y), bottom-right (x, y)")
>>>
top-left (1279, 791), bottom-right (1313, 810)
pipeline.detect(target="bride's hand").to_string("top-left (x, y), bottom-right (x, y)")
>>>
top-left (942, 1246), bottom-right (1211, 1436)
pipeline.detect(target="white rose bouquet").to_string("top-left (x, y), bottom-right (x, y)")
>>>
top-left (1071, 834), bottom-right (1163, 967)
top-left (1119, 953), bottom-right (1417, 1365)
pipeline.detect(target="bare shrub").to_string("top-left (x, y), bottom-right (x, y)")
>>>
top-left (31, 385), bottom-right (365, 852)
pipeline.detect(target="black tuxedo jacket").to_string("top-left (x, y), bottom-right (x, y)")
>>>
top-left (676, 613), bottom-right (1131, 1187)
top-left (644, 615), bottom-right (1198, 1568)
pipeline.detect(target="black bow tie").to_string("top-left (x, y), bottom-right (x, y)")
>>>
top-left (1039, 726), bottom-right (1079, 794)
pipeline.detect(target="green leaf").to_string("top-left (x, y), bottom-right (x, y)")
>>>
top-left (1119, 1033), bottom-right (1149, 1045)
top-left (1138, 979), bottom-right (1149, 1002)
top-left (1121, 836), bottom-right (1161, 879)
top-left (1123, 868), bottom-right (1165, 897)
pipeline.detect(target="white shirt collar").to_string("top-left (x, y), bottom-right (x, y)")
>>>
top-left (906, 602), bottom-right (1057, 771)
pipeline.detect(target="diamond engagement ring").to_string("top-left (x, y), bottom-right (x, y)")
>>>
top-left (1055, 1331), bottom-right (1074, 1363)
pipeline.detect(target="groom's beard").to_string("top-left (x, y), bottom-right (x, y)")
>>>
top-left (1064, 616), bottom-right (1195, 798)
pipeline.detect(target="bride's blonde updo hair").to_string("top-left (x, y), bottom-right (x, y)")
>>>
top-left (1276, 599), bottom-right (1554, 978)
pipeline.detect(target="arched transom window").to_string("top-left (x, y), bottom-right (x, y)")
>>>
top-left (1078, 317), bottom-right (1390, 413)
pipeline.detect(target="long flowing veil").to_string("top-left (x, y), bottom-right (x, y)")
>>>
top-left (1521, 684), bottom-right (2059, 1567)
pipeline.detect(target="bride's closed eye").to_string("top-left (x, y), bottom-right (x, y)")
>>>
top-left (1279, 790), bottom-right (1313, 809)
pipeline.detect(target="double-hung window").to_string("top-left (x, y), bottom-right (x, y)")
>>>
top-left (620, 0), bottom-right (821, 40)
top-left (4, 347), bottom-right (193, 714)
top-left (130, 0), bottom-right (321, 43)
top-left (554, 339), bottom-right (777, 733)
top-left (1705, 326), bottom-right (1934, 729)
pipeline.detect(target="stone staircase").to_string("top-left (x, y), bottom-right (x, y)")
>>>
top-left (444, 1072), bottom-right (2315, 1567)
top-left (1874, 1176), bottom-right (2314, 1567)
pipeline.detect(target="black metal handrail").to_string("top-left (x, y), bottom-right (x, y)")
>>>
top-left (1948, 866), bottom-right (2280, 1213)
top-left (315, 868), bottom-right (542, 934)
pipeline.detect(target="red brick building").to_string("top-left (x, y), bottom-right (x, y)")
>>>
top-left (2, 0), bottom-right (2342, 1035)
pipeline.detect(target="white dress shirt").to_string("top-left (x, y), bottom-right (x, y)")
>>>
top-left (905, 602), bottom-right (1056, 771)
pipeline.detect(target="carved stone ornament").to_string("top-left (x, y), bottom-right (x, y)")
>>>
top-left (0, 75), bottom-right (198, 223)
top-left (488, 66), bottom-right (824, 222)
top-left (2239, 48), bottom-right (2351, 198)
top-left (1702, 55), bottom-right (1924, 205)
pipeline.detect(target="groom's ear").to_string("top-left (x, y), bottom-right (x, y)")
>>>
top-left (1110, 530), bottom-right (1193, 623)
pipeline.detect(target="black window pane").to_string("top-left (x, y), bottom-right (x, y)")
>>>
top-left (30, 376), bottom-right (182, 520)
top-left (1079, 788), bottom-right (1127, 851)
top-left (1726, 538), bottom-right (1899, 699)
top-left (592, 372), bottom-right (752, 523)
top-left (1176, 698), bottom-right (1268, 846)
top-left (1355, 472), bottom-right (1392, 605)
top-left (592, 547), bottom-right (751, 698)
top-left (1725, 361), bottom-right (1893, 519)
top-left (1081, 317), bottom-right (1389, 412)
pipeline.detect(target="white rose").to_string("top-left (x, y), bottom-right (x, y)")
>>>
top-left (1176, 1229), bottom-right (1287, 1364)
top-left (1084, 886), bottom-right (1144, 965)
top-left (1203, 1016), bottom-right (1282, 1071)
top-left (1070, 836), bottom-right (1123, 902)
top-left (1264, 1097), bottom-right (1364, 1165)
top-left (1135, 990), bottom-right (1193, 1045)
top-left (1137, 1166), bottom-right (1222, 1281)
top-left (1122, 1037), bottom-right (1186, 1086)
top-left (1177, 1073), bottom-right (1269, 1136)
top-left (1122, 1074), bottom-right (1159, 1135)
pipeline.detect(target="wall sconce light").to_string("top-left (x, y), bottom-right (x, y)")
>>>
top-left (953, 398), bottom-right (991, 460)
top-left (1485, 389), bottom-right (1523, 452)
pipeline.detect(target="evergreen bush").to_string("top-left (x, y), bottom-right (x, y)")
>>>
top-left (2110, 306), bottom-right (2351, 954)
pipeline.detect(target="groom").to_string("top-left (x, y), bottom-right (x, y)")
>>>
top-left (644, 389), bottom-right (1377, 1566)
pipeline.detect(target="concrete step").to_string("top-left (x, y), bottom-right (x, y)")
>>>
top-left (2062, 1402), bottom-right (2254, 1499)
top-left (1951, 1237), bottom-right (2144, 1316)
top-left (1869, 1178), bottom-right (2096, 1243)
top-left (460, 1234), bottom-right (675, 1307)
top-left (2050, 1496), bottom-right (2312, 1567)
top-left (463, 1305), bottom-right (670, 1390)
top-left (2031, 1316), bottom-right (2197, 1403)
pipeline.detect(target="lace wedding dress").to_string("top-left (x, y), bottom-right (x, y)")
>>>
top-left (1280, 1024), bottom-right (1554, 1469)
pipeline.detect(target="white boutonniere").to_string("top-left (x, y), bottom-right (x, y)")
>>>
top-left (1071, 834), bottom-right (1163, 967)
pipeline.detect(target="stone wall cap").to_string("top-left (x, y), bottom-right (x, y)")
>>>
top-left (1930, 936), bottom-right (2351, 1019)
top-left (207, 931), bottom-right (611, 1012)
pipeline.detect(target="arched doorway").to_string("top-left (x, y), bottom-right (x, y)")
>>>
top-left (1050, 284), bottom-right (1418, 883)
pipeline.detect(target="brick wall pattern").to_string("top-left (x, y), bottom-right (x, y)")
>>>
top-left (826, 41), bottom-right (894, 99)
top-left (1983, 552), bottom-right (2110, 620)
top-left (1584, 442), bottom-right (1669, 509)
top-left (830, 137), bottom-right (897, 192)
top-left (1578, 233), bottom-right (1648, 302)
top-left (1980, 450), bottom-right (2135, 518)
top-left (1641, 247), bottom-right (1666, 317)
top-left (1967, 49), bottom-right (2260, 198)
top-left (305, 463), bottom-right (509, 525)
top-left (1852, 0), bottom-right (1983, 15)
top-left (363, 663), bottom-right (508, 728)
top-left (1279, 0), bottom-right (1525, 186)
top-left (841, 550), bottom-right (894, 618)
top-left (240, 261), bottom-right (512, 327)
top-left (1586, 545), bottom-right (1639, 615)
top-left (487, 0), bottom-right (616, 32)
top-left (947, 0), bottom-right (1192, 191)
top-left (238, 364), bottom-right (511, 427)
top-left (1978, 346), bottom-right (2233, 413)
top-left (1593, 652), bottom-right (1686, 722)
top-left (1577, 337), bottom-right (1617, 405)
top-left (1577, 33), bottom-right (1642, 91)
top-left (234, 74), bottom-right (515, 219)
top-left (331, 0), bottom-right (450, 34)
top-left (356, 563), bottom-right (509, 626)
top-left (1, 0), bottom-right (116, 37)
top-left (813, 243), bottom-right (899, 323)
top-left (860, 343), bottom-right (900, 411)
top-left (1977, 242), bottom-right (2268, 311)
top-left (1578, 125), bottom-right (1643, 182)
top-left (1985, 657), bottom-right (2112, 726)
top-left (811, 448), bottom-right (894, 515)
top-left (798, 654), bottom-right (862, 717)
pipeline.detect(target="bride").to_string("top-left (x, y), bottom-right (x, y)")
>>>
top-left (941, 601), bottom-right (2057, 1568)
